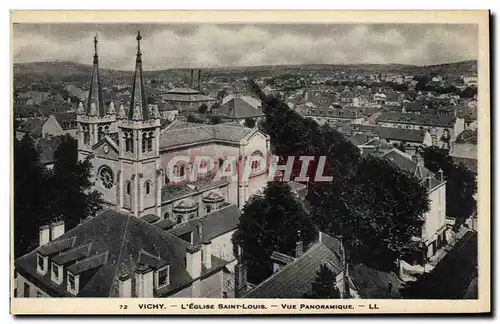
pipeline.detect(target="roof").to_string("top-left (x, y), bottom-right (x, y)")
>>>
top-left (54, 112), bottom-right (77, 130)
top-left (221, 94), bottom-right (261, 108)
top-left (166, 87), bottom-right (201, 95)
top-left (159, 120), bottom-right (255, 150)
top-left (270, 251), bottom-right (295, 265)
top-left (162, 88), bottom-right (215, 103)
top-left (376, 112), bottom-right (457, 128)
top-left (243, 233), bottom-right (344, 298)
top-left (353, 125), bottom-right (427, 143)
top-left (168, 204), bottom-right (241, 243)
top-left (381, 149), bottom-right (443, 190)
top-left (348, 263), bottom-right (404, 298)
top-left (15, 209), bottom-right (226, 297)
top-left (214, 97), bottom-right (263, 119)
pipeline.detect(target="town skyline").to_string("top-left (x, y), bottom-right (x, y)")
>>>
top-left (13, 23), bottom-right (477, 70)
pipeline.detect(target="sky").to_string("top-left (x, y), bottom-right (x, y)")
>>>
top-left (12, 23), bottom-right (478, 70)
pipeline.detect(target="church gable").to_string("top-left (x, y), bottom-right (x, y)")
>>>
top-left (93, 136), bottom-right (119, 161)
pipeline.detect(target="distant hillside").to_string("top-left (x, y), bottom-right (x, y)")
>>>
top-left (13, 60), bottom-right (477, 81)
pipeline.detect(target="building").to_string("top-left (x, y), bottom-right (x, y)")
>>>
top-left (14, 209), bottom-right (235, 298)
top-left (239, 232), bottom-right (350, 298)
top-left (75, 32), bottom-right (271, 222)
top-left (379, 149), bottom-right (452, 277)
top-left (375, 111), bottom-right (465, 147)
top-left (213, 94), bottom-right (263, 124)
top-left (350, 124), bottom-right (433, 150)
top-left (303, 107), bottom-right (365, 126)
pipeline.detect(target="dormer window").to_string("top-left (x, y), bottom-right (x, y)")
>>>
top-left (67, 272), bottom-right (78, 295)
top-left (51, 262), bottom-right (63, 285)
top-left (155, 265), bottom-right (170, 289)
top-left (36, 253), bottom-right (48, 275)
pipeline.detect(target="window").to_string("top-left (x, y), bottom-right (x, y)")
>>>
top-left (164, 212), bottom-right (169, 219)
top-left (176, 215), bottom-right (183, 224)
top-left (180, 165), bottom-right (185, 177)
top-left (68, 273), bottom-right (75, 291)
top-left (52, 263), bottom-right (59, 281)
top-left (37, 254), bottom-right (45, 272)
top-left (142, 136), bottom-right (147, 153)
top-left (83, 127), bottom-right (90, 145)
top-left (218, 158), bottom-right (224, 170)
top-left (97, 127), bottom-right (104, 141)
top-left (157, 266), bottom-right (170, 288)
top-left (24, 283), bottom-right (30, 297)
top-left (206, 205), bottom-right (212, 214)
top-left (99, 166), bottom-right (114, 189)
top-left (147, 132), bottom-right (154, 152)
top-left (145, 181), bottom-right (151, 195)
top-left (126, 181), bottom-right (131, 195)
top-left (251, 160), bottom-right (260, 173)
top-left (124, 132), bottom-right (134, 153)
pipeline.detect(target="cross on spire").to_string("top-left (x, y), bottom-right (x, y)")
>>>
top-left (93, 34), bottom-right (99, 64)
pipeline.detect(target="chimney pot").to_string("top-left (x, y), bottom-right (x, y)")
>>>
top-left (186, 245), bottom-right (202, 279)
top-left (202, 241), bottom-right (212, 269)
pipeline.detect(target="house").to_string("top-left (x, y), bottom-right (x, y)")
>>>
top-left (14, 209), bottom-right (233, 298)
top-left (375, 111), bottom-right (465, 146)
top-left (380, 149), bottom-right (452, 278)
top-left (303, 107), bottom-right (365, 126)
top-left (213, 95), bottom-right (263, 124)
top-left (350, 125), bottom-right (433, 149)
top-left (239, 232), bottom-right (349, 298)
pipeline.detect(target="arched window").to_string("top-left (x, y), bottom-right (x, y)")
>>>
top-left (97, 127), bottom-right (104, 141)
top-left (206, 205), bottom-right (212, 214)
top-left (145, 181), bottom-right (151, 195)
top-left (125, 181), bottom-right (131, 195)
top-left (141, 136), bottom-right (147, 153)
top-left (99, 166), bottom-right (114, 189)
top-left (124, 132), bottom-right (133, 153)
top-left (218, 158), bottom-right (224, 170)
top-left (176, 215), bottom-right (183, 224)
top-left (147, 131), bottom-right (154, 152)
top-left (180, 165), bottom-right (185, 177)
top-left (164, 212), bottom-right (169, 220)
top-left (83, 126), bottom-right (90, 145)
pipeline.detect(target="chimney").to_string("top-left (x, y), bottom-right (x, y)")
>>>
top-left (50, 220), bottom-right (65, 240)
top-left (234, 245), bottom-right (247, 298)
top-left (39, 225), bottom-right (50, 246)
top-left (295, 230), bottom-right (303, 258)
top-left (186, 245), bottom-right (202, 279)
top-left (135, 265), bottom-right (154, 297)
top-left (190, 69), bottom-right (194, 89)
top-left (118, 273), bottom-right (132, 297)
top-left (202, 241), bottom-right (212, 269)
top-left (198, 69), bottom-right (201, 91)
top-left (425, 175), bottom-right (432, 190)
top-left (438, 169), bottom-right (444, 182)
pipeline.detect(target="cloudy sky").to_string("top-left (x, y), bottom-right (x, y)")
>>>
top-left (13, 23), bottom-right (477, 70)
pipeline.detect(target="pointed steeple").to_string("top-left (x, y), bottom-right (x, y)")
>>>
top-left (77, 101), bottom-right (85, 115)
top-left (128, 31), bottom-right (149, 121)
top-left (107, 101), bottom-right (116, 115)
top-left (86, 34), bottom-right (104, 116)
top-left (118, 104), bottom-right (126, 119)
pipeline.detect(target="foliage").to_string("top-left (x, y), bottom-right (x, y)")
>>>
top-left (420, 146), bottom-right (477, 229)
top-left (197, 103), bottom-right (208, 114)
top-left (393, 141), bottom-right (406, 153)
top-left (216, 89), bottom-right (228, 102)
top-left (303, 264), bottom-right (341, 299)
top-left (232, 182), bottom-right (318, 283)
top-left (13, 134), bottom-right (103, 257)
top-left (243, 117), bottom-right (256, 128)
top-left (209, 115), bottom-right (222, 125)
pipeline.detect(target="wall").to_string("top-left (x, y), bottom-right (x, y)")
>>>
top-left (210, 230), bottom-right (236, 262)
top-left (169, 285), bottom-right (192, 298)
top-left (451, 143), bottom-right (477, 159)
top-left (422, 184), bottom-right (447, 246)
top-left (16, 273), bottom-right (51, 298)
top-left (200, 270), bottom-right (224, 298)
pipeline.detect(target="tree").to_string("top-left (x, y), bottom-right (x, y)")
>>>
top-left (14, 134), bottom-right (52, 257)
top-left (243, 117), bottom-right (256, 128)
top-left (420, 146), bottom-right (477, 229)
top-left (48, 135), bottom-right (103, 230)
top-left (197, 103), bottom-right (208, 114)
top-left (216, 89), bottom-right (228, 102)
top-left (310, 156), bottom-right (429, 269)
top-left (393, 141), bottom-right (406, 152)
top-left (210, 115), bottom-right (222, 125)
top-left (303, 264), bottom-right (341, 299)
top-left (232, 182), bottom-right (318, 283)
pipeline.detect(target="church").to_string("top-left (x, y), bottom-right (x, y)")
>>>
top-left (76, 32), bottom-right (271, 223)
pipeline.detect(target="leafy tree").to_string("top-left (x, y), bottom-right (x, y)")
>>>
top-left (13, 134), bottom-right (51, 257)
top-left (210, 115), bottom-right (222, 125)
top-left (232, 182), bottom-right (318, 283)
top-left (197, 103), bottom-right (208, 114)
top-left (393, 141), bottom-right (406, 152)
top-left (216, 89), bottom-right (228, 102)
top-left (48, 135), bottom-right (103, 230)
top-left (310, 156), bottom-right (429, 269)
top-left (243, 117), bottom-right (256, 128)
top-left (420, 146), bottom-right (477, 229)
top-left (303, 264), bottom-right (341, 299)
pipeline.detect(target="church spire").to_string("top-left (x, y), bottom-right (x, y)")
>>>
top-left (86, 34), bottom-right (104, 116)
top-left (128, 31), bottom-right (149, 121)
